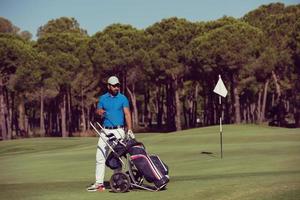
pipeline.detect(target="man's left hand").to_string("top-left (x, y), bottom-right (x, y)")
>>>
top-left (127, 130), bottom-right (135, 139)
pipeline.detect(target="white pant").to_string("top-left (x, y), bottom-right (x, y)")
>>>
top-left (95, 128), bottom-right (125, 184)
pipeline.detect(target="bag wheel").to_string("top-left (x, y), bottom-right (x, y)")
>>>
top-left (110, 172), bottom-right (131, 193)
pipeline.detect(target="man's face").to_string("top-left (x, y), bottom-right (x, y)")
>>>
top-left (108, 84), bottom-right (120, 96)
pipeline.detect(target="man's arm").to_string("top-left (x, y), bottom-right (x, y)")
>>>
top-left (123, 107), bottom-right (132, 130)
top-left (96, 96), bottom-right (105, 118)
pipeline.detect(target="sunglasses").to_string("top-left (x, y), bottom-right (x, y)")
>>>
top-left (109, 84), bottom-right (120, 88)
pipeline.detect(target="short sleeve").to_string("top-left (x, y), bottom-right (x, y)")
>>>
top-left (123, 96), bottom-right (129, 108)
top-left (97, 96), bottom-right (104, 109)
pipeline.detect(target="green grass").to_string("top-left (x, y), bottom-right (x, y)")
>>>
top-left (0, 124), bottom-right (299, 200)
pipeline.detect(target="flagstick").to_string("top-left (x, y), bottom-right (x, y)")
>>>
top-left (214, 74), bottom-right (227, 159)
top-left (219, 95), bottom-right (223, 159)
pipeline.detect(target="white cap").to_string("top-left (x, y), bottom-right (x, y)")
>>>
top-left (107, 76), bottom-right (120, 85)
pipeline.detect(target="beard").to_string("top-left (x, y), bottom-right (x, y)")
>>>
top-left (109, 89), bottom-right (119, 96)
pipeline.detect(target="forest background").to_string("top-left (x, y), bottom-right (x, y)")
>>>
top-left (0, 2), bottom-right (300, 140)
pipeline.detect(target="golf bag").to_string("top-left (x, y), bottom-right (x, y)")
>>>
top-left (90, 121), bottom-right (169, 192)
top-left (127, 141), bottom-right (169, 188)
top-left (105, 139), bottom-right (169, 189)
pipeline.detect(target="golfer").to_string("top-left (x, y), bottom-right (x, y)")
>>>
top-left (87, 76), bottom-right (135, 192)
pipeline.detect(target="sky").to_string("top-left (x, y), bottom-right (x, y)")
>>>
top-left (0, 0), bottom-right (299, 40)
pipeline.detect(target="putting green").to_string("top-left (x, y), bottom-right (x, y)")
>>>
top-left (0, 125), bottom-right (299, 200)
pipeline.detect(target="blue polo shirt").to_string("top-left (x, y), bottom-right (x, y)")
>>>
top-left (97, 92), bottom-right (129, 127)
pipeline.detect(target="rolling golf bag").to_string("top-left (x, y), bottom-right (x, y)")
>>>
top-left (127, 141), bottom-right (169, 188)
top-left (91, 121), bottom-right (168, 192)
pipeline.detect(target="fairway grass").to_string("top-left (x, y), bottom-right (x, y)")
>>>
top-left (0, 125), bottom-right (299, 200)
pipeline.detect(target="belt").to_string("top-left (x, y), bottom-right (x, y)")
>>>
top-left (103, 126), bottom-right (124, 129)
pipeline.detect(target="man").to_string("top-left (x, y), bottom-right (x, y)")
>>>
top-left (87, 76), bottom-right (135, 192)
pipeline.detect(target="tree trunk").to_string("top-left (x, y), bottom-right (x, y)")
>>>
top-left (87, 107), bottom-right (90, 130)
top-left (126, 84), bottom-right (139, 129)
top-left (271, 93), bottom-right (275, 107)
top-left (246, 103), bottom-right (251, 123)
top-left (257, 90), bottom-right (262, 123)
top-left (183, 97), bottom-right (188, 128)
top-left (61, 94), bottom-right (68, 137)
top-left (147, 90), bottom-right (153, 127)
top-left (208, 92), bottom-right (214, 125)
top-left (192, 82), bottom-right (199, 127)
top-left (243, 104), bottom-right (247, 122)
top-left (7, 90), bottom-right (14, 138)
top-left (173, 75), bottom-right (182, 131)
top-left (166, 81), bottom-right (175, 131)
top-left (187, 96), bottom-right (193, 128)
top-left (157, 85), bottom-right (163, 128)
top-left (56, 111), bottom-right (60, 136)
top-left (250, 103), bottom-right (256, 123)
top-left (18, 96), bottom-right (26, 137)
top-left (4, 88), bottom-right (12, 139)
top-left (40, 87), bottom-right (46, 136)
top-left (203, 93), bottom-right (208, 125)
top-left (81, 87), bottom-right (86, 132)
top-left (224, 96), bottom-right (230, 124)
top-left (122, 72), bottom-right (127, 95)
top-left (261, 80), bottom-right (269, 123)
top-left (49, 111), bottom-right (52, 136)
top-left (25, 115), bottom-right (33, 137)
top-left (0, 78), bottom-right (7, 140)
top-left (143, 89), bottom-right (149, 127)
top-left (285, 99), bottom-right (289, 113)
top-left (68, 89), bottom-right (72, 135)
top-left (272, 70), bottom-right (281, 101)
top-left (233, 80), bottom-right (241, 124)
top-left (156, 84), bottom-right (164, 129)
top-left (214, 100), bottom-right (218, 124)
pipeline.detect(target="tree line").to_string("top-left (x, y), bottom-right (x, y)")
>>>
top-left (0, 3), bottom-right (299, 140)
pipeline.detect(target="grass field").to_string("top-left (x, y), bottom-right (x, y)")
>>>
top-left (0, 125), bottom-right (299, 200)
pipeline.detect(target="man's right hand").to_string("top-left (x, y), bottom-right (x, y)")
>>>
top-left (96, 109), bottom-right (106, 117)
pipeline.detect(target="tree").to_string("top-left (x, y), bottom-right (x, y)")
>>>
top-left (289, 11), bottom-right (300, 127)
top-left (146, 17), bottom-right (198, 130)
top-left (0, 34), bottom-right (36, 139)
top-left (244, 3), bottom-right (300, 126)
top-left (88, 24), bottom-right (148, 129)
top-left (190, 19), bottom-right (264, 123)
top-left (11, 49), bottom-right (40, 137)
top-left (0, 17), bottom-right (18, 33)
top-left (0, 17), bottom-right (32, 40)
top-left (37, 17), bottom-right (87, 137)
top-left (70, 36), bottom-right (98, 132)
top-left (19, 31), bottom-right (32, 41)
top-left (37, 17), bottom-right (87, 38)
